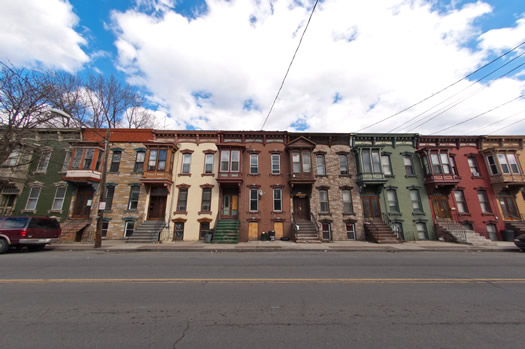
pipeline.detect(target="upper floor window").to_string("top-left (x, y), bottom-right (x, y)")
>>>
top-left (204, 154), bottom-right (214, 174)
top-left (429, 152), bottom-right (454, 175)
top-left (316, 155), bottom-right (326, 175)
top-left (499, 153), bottom-right (520, 174)
top-left (292, 151), bottom-right (311, 173)
top-left (339, 155), bottom-right (349, 175)
top-left (468, 157), bottom-right (480, 176)
top-left (477, 190), bottom-right (491, 213)
top-left (486, 155), bottom-right (498, 175)
top-left (271, 154), bottom-right (280, 174)
top-left (110, 151), bottom-right (121, 172)
top-left (201, 188), bottom-right (212, 212)
top-left (410, 189), bottom-right (423, 213)
top-left (6, 149), bottom-right (21, 167)
top-left (319, 190), bottom-right (329, 213)
top-left (134, 151), bottom-right (145, 173)
top-left (128, 186), bottom-right (140, 210)
top-left (403, 156), bottom-right (414, 176)
top-left (220, 150), bottom-right (240, 172)
top-left (105, 186), bottom-right (115, 210)
top-left (454, 190), bottom-right (468, 213)
top-left (181, 154), bottom-right (191, 174)
top-left (51, 187), bottom-right (67, 211)
top-left (250, 154), bottom-right (258, 174)
top-left (386, 190), bottom-right (399, 213)
top-left (361, 149), bottom-right (381, 173)
top-left (177, 188), bottom-right (188, 212)
top-left (83, 149), bottom-right (94, 170)
top-left (381, 155), bottom-right (392, 175)
top-left (273, 189), bottom-right (282, 211)
top-left (62, 151), bottom-right (72, 172)
top-left (25, 187), bottom-right (41, 211)
top-left (148, 149), bottom-right (168, 171)
top-left (342, 189), bottom-right (353, 214)
top-left (249, 189), bottom-right (258, 212)
top-left (36, 151), bottom-right (52, 172)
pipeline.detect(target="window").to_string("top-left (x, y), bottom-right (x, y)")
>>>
top-left (319, 190), bottom-right (329, 213)
top-left (181, 153), bottom-right (191, 173)
top-left (148, 150), bottom-right (158, 171)
top-left (381, 155), bottom-right (392, 175)
top-left (316, 155), bottom-right (326, 175)
top-left (220, 150), bottom-right (240, 172)
top-left (342, 190), bottom-right (353, 214)
top-left (440, 153), bottom-right (451, 174)
top-left (158, 150), bottom-right (167, 171)
top-left (124, 221), bottom-right (135, 237)
top-left (498, 154), bottom-right (510, 174)
top-left (201, 188), bottom-right (212, 212)
top-left (51, 187), bottom-right (67, 210)
top-left (468, 157), bottom-right (480, 176)
top-left (148, 149), bottom-right (168, 171)
top-left (109, 151), bottom-right (121, 172)
top-left (83, 149), bottom-right (94, 169)
top-left (72, 149), bottom-right (83, 169)
top-left (508, 154), bottom-right (520, 174)
top-left (346, 223), bottom-right (356, 240)
top-left (410, 190), bottom-right (423, 213)
top-left (391, 222), bottom-right (403, 239)
top-left (422, 156), bottom-right (430, 175)
top-left (6, 149), bottom-right (20, 167)
top-left (403, 156), bottom-right (414, 176)
top-left (477, 190), bottom-right (491, 213)
top-left (231, 151), bottom-right (240, 172)
top-left (386, 190), bottom-right (399, 213)
top-left (220, 150), bottom-right (230, 172)
top-left (134, 151), bottom-right (145, 172)
top-left (105, 186), bottom-right (115, 210)
top-left (200, 222), bottom-right (210, 239)
top-left (174, 222), bottom-right (184, 240)
top-left (302, 151), bottom-right (311, 172)
top-left (430, 153), bottom-right (441, 174)
top-left (36, 151), bottom-right (51, 172)
top-left (128, 186), bottom-right (140, 210)
top-left (95, 151), bottom-right (103, 171)
top-left (322, 223), bottom-right (331, 241)
top-left (250, 154), bottom-right (258, 174)
top-left (177, 188), bottom-right (188, 212)
top-left (204, 154), bottom-right (214, 174)
top-left (486, 155), bottom-right (498, 175)
top-left (291, 152), bottom-right (311, 173)
top-left (249, 189), bottom-right (258, 212)
top-left (339, 155), bottom-right (349, 175)
top-left (271, 154), bottom-right (280, 174)
top-left (487, 224), bottom-right (497, 240)
top-left (361, 149), bottom-right (381, 173)
top-left (62, 151), bottom-right (72, 172)
top-left (102, 221), bottom-right (109, 238)
top-left (454, 190), bottom-right (467, 213)
top-left (416, 223), bottom-right (428, 240)
top-left (25, 187), bottom-right (41, 210)
top-left (292, 152), bottom-right (301, 173)
top-left (450, 156), bottom-right (458, 175)
top-left (273, 189), bottom-right (282, 211)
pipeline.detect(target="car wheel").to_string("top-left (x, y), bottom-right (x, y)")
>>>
top-left (0, 239), bottom-right (8, 254)
top-left (28, 244), bottom-right (45, 252)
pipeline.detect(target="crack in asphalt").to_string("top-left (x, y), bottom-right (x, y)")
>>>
top-left (173, 320), bottom-right (190, 348)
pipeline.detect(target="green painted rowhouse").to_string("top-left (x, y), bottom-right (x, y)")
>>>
top-left (352, 134), bottom-right (435, 241)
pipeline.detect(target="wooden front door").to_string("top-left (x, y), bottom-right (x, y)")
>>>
top-left (499, 195), bottom-right (519, 220)
top-left (362, 196), bottom-right (381, 219)
top-left (294, 196), bottom-right (310, 220)
top-left (222, 194), bottom-right (239, 218)
top-left (148, 196), bottom-right (167, 220)
top-left (432, 196), bottom-right (452, 220)
top-left (248, 222), bottom-right (258, 240)
top-left (274, 222), bottom-right (284, 240)
top-left (72, 185), bottom-right (94, 218)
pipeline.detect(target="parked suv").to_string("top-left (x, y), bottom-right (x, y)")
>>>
top-left (0, 217), bottom-right (62, 254)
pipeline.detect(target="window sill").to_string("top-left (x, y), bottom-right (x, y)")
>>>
top-left (108, 171), bottom-right (120, 175)
top-left (248, 211), bottom-right (260, 214)
top-left (388, 212), bottom-right (402, 216)
top-left (178, 173), bottom-right (192, 177)
top-left (270, 173), bottom-right (282, 176)
top-left (198, 211), bottom-right (213, 215)
top-left (481, 212), bottom-right (494, 216)
top-left (201, 173), bottom-right (215, 177)
top-left (248, 173), bottom-right (260, 176)
top-left (315, 175), bottom-right (328, 178)
top-left (48, 209), bottom-right (63, 214)
top-left (343, 212), bottom-right (356, 216)
top-left (126, 209), bottom-right (139, 213)
top-left (412, 211), bottom-right (426, 216)
top-left (458, 212), bottom-right (471, 216)
top-left (405, 174), bottom-right (417, 178)
top-left (174, 211), bottom-right (188, 215)
top-left (319, 212), bottom-right (331, 216)
top-left (22, 210), bottom-right (36, 213)
top-left (339, 174), bottom-right (351, 178)
top-left (271, 211), bottom-right (284, 214)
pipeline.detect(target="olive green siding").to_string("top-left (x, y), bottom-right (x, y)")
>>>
top-left (353, 134), bottom-right (435, 240)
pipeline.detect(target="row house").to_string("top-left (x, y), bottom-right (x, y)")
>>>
top-left (353, 134), bottom-right (434, 242)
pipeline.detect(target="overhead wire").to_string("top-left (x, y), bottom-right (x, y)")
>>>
top-left (260, 0), bottom-right (319, 130)
top-left (487, 117), bottom-right (525, 135)
top-left (466, 109), bottom-right (525, 134)
top-left (357, 40), bottom-right (525, 132)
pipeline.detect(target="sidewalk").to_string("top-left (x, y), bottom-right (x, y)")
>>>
top-left (50, 239), bottom-right (521, 253)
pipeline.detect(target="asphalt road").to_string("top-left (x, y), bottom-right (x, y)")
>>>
top-left (1, 250), bottom-right (525, 348)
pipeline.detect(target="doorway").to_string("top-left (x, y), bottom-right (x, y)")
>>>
top-left (72, 185), bottom-right (94, 218)
top-left (148, 187), bottom-right (168, 220)
top-left (293, 196), bottom-right (310, 220)
top-left (499, 194), bottom-right (519, 220)
top-left (431, 196), bottom-right (452, 220)
top-left (222, 193), bottom-right (238, 218)
top-left (362, 196), bottom-right (381, 219)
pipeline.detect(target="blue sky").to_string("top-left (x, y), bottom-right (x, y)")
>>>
top-left (1, 0), bottom-right (524, 134)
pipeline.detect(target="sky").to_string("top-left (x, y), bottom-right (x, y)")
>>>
top-left (1, 0), bottom-right (524, 134)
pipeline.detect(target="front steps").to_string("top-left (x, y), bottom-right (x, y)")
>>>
top-left (126, 221), bottom-right (165, 243)
top-left (505, 221), bottom-right (525, 235)
top-left (436, 222), bottom-right (497, 246)
top-left (364, 219), bottom-right (401, 243)
top-left (294, 220), bottom-right (321, 243)
top-left (212, 219), bottom-right (239, 244)
top-left (60, 219), bottom-right (91, 242)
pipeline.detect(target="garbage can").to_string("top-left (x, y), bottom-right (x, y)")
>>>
top-left (261, 232), bottom-right (268, 241)
top-left (268, 230), bottom-right (275, 241)
top-left (502, 230), bottom-right (515, 242)
top-left (205, 232), bottom-right (213, 243)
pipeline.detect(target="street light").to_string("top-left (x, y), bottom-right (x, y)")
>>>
top-left (49, 108), bottom-right (108, 248)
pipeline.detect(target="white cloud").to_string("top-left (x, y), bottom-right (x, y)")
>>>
top-left (111, 0), bottom-right (525, 134)
top-left (0, 0), bottom-right (89, 72)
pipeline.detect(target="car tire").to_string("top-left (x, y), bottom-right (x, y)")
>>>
top-left (28, 244), bottom-right (45, 252)
top-left (0, 239), bottom-right (8, 254)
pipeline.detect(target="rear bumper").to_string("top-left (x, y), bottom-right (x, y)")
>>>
top-left (18, 238), bottom-right (59, 245)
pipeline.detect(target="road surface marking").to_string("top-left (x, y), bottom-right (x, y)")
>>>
top-left (1, 278), bottom-right (525, 284)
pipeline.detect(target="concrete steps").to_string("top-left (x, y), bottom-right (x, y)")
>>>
top-left (213, 219), bottom-right (239, 244)
top-left (294, 221), bottom-right (320, 243)
top-left (436, 222), bottom-right (497, 246)
top-left (126, 221), bottom-right (164, 243)
top-left (364, 220), bottom-right (401, 244)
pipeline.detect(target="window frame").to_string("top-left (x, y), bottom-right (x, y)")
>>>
top-left (124, 221), bottom-right (135, 238)
top-left (386, 189), bottom-right (400, 213)
top-left (176, 188), bottom-right (188, 212)
top-left (403, 156), bottom-right (414, 176)
top-left (381, 154), bottom-right (392, 175)
top-left (273, 188), bottom-right (282, 212)
top-left (51, 186), bottom-right (67, 211)
top-left (109, 150), bottom-right (121, 173)
top-left (339, 154), bottom-right (349, 175)
top-left (250, 154), bottom-right (259, 174)
top-left (249, 189), bottom-right (258, 212)
top-left (105, 186), bottom-right (115, 210)
top-left (342, 189), bottom-right (353, 214)
top-left (271, 154), bottom-right (280, 174)
top-left (319, 189), bottom-right (330, 214)
top-left (128, 186), bottom-right (140, 210)
top-left (468, 157), bottom-right (480, 176)
top-left (201, 188), bottom-right (212, 212)
top-left (410, 189), bottom-right (423, 213)
top-left (204, 153), bottom-right (214, 174)
top-left (134, 151), bottom-right (145, 173)
top-left (454, 190), bottom-right (468, 213)
top-left (36, 151), bottom-right (52, 172)
top-left (181, 153), bottom-right (192, 174)
top-left (316, 154), bottom-right (326, 176)
top-left (25, 187), bottom-right (41, 211)
top-left (477, 190), bottom-right (491, 214)
top-left (416, 223), bottom-right (428, 240)
top-left (346, 222), bottom-right (356, 240)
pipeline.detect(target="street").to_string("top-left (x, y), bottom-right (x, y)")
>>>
top-left (1, 251), bottom-right (525, 348)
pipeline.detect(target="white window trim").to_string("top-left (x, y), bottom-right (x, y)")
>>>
top-left (51, 186), bottom-right (67, 211)
top-left (36, 151), bottom-right (52, 172)
top-left (271, 154), bottom-right (280, 174)
top-left (25, 186), bottom-right (41, 211)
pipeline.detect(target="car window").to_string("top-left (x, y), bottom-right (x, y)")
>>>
top-left (2, 217), bottom-right (29, 229)
top-left (28, 218), bottom-right (60, 229)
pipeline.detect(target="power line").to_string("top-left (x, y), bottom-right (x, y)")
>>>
top-left (260, 0), bottom-right (319, 130)
top-left (433, 95), bottom-right (525, 134)
top-left (357, 40), bottom-right (525, 132)
top-left (488, 117), bottom-right (525, 135)
top-left (466, 109), bottom-right (525, 134)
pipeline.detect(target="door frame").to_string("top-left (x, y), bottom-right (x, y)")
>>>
top-left (431, 195), bottom-right (452, 221)
top-left (293, 195), bottom-right (310, 220)
top-left (72, 185), bottom-right (94, 219)
top-left (362, 195), bottom-right (381, 219)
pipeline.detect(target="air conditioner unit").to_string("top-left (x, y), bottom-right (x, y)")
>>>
top-left (472, 171), bottom-right (480, 177)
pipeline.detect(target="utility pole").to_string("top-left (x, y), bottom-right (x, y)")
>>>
top-left (94, 128), bottom-right (110, 248)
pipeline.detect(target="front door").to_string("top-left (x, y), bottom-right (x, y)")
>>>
top-left (432, 196), bottom-right (452, 220)
top-left (148, 196), bottom-right (167, 220)
top-left (72, 185), bottom-right (94, 218)
top-left (293, 196), bottom-right (310, 220)
top-left (222, 194), bottom-right (238, 218)
top-left (362, 196), bottom-right (381, 219)
top-left (500, 194), bottom-right (519, 220)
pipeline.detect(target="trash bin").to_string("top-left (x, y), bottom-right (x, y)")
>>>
top-left (502, 230), bottom-right (515, 242)
top-left (268, 230), bottom-right (275, 241)
top-left (205, 232), bottom-right (213, 243)
top-left (261, 232), bottom-right (268, 241)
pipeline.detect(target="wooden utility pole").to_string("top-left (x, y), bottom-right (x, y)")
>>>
top-left (94, 128), bottom-right (110, 248)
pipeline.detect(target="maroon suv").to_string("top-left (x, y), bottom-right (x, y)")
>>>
top-left (0, 217), bottom-right (62, 254)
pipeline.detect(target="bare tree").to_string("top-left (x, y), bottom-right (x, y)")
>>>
top-left (121, 106), bottom-right (159, 129)
top-left (44, 71), bottom-right (89, 127)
